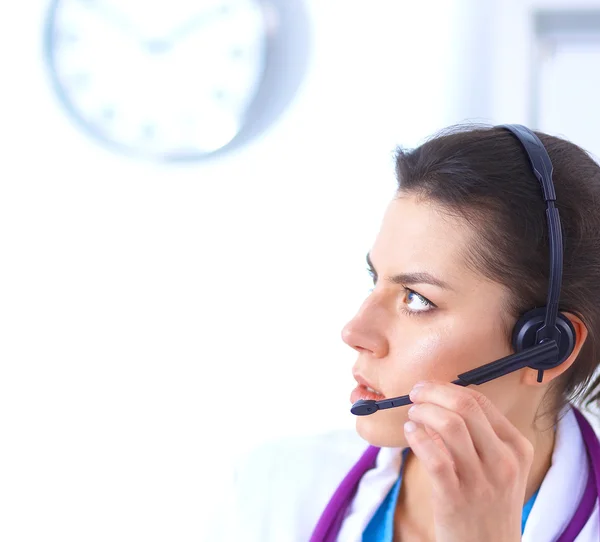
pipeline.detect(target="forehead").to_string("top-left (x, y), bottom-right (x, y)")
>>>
top-left (370, 194), bottom-right (474, 279)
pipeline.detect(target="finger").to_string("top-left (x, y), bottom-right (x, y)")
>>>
top-left (409, 381), bottom-right (520, 465)
top-left (404, 420), bottom-right (458, 494)
top-left (423, 424), bottom-right (452, 459)
top-left (407, 402), bottom-right (482, 484)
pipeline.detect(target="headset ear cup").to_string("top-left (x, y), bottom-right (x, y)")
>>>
top-left (511, 307), bottom-right (577, 367)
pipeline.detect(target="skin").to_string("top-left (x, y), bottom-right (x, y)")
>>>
top-left (341, 193), bottom-right (588, 542)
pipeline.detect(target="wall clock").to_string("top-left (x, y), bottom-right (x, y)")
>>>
top-left (43, 0), bottom-right (310, 162)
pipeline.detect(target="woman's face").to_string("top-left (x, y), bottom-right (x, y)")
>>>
top-left (342, 193), bottom-right (522, 448)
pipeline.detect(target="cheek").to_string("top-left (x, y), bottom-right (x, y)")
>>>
top-left (355, 317), bottom-right (512, 448)
top-left (384, 326), bottom-right (455, 393)
top-left (385, 318), bottom-right (511, 393)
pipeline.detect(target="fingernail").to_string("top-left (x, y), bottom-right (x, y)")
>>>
top-left (410, 381), bottom-right (427, 399)
top-left (404, 421), bottom-right (417, 433)
top-left (408, 404), bottom-right (418, 416)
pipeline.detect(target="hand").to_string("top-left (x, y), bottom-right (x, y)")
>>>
top-left (158, 6), bottom-right (230, 50)
top-left (404, 381), bottom-right (534, 542)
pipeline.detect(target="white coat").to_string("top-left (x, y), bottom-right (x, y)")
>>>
top-left (207, 406), bottom-right (599, 542)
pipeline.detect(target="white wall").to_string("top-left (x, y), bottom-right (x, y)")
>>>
top-left (489, 0), bottom-right (600, 157)
top-left (2, 1), bottom-right (599, 541)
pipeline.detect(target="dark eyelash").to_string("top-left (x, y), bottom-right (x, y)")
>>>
top-left (399, 289), bottom-right (435, 317)
top-left (367, 267), bottom-right (436, 315)
top-left (400, 286), bottom-right (436, 316)
top-left (405, 288), bottom-right (435, 308)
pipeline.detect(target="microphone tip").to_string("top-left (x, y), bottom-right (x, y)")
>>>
top-left (350, 399), bottom-right (379, 416)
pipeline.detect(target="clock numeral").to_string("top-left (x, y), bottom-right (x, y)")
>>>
top-left (55, 30), bottom-right (79, 47)
top-left (141, 124), bottom-right (156, 140)
top-left (146, 40), bottom-right (170, 55)
top-left (70, 72), bottom-right (91, 88)
top-left (101, 106), bottom-right (116, 121)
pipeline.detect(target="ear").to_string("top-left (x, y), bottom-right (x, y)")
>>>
top-left (521, 311), bottom-right (589, 386)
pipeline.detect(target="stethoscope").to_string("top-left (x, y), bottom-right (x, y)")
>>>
top-left (309, 407), bottom-right (600, 542)
top-left (310, 126), bottom-right (600, 541)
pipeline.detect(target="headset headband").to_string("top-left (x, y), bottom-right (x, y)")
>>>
top-left (498, 124), bottom-right (563, 345)
top-left (350, 124), bottom-right (571, 416)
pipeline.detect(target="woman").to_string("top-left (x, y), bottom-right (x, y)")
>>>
top-left (211, 125), bottom-right (600, 542)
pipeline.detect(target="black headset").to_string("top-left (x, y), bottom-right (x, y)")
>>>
top-left (351, 124), bottom-right (577, 416)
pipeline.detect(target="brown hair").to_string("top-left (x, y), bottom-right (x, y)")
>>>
top-left (394, 124), bottom-right (600, 415)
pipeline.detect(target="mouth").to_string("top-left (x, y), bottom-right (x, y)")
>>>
top-left (364, 385), bottom-right (381, 394)
top-left (351, 373), bottom-right (385, 404)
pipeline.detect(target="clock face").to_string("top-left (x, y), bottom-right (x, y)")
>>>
top-left (44, 0), bottom-right (268, 161)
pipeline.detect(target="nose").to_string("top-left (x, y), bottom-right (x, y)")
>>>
top-left (341, 298), bottom-right (389, 358)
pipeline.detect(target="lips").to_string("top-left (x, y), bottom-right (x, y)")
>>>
top-left (353, 374), bottom-right (383, 394)
top-left (351, 373), bottom-right (384, 404)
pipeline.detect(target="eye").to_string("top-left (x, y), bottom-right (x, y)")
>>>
top-left (402, 288), bottom-right (435, 315)
top-left (367, 266), bottom-right (377, 286)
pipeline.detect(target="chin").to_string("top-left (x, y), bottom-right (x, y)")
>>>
top-left (355, 410), bottom-right (409, 449)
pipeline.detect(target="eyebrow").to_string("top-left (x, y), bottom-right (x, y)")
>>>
top-left (366, 253), bottom-right (454, 291)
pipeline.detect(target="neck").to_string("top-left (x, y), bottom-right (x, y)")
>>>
top-left (394, 413), bottom-right (556, 540)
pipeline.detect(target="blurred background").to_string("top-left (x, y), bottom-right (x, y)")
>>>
top-left (1, 0), bottom-right (600, 540)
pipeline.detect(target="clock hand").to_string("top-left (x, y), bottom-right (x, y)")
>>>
top-left (81, 0), bottom-right (143, 40)
top-left (145, 5), bottom-right (229, 54)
